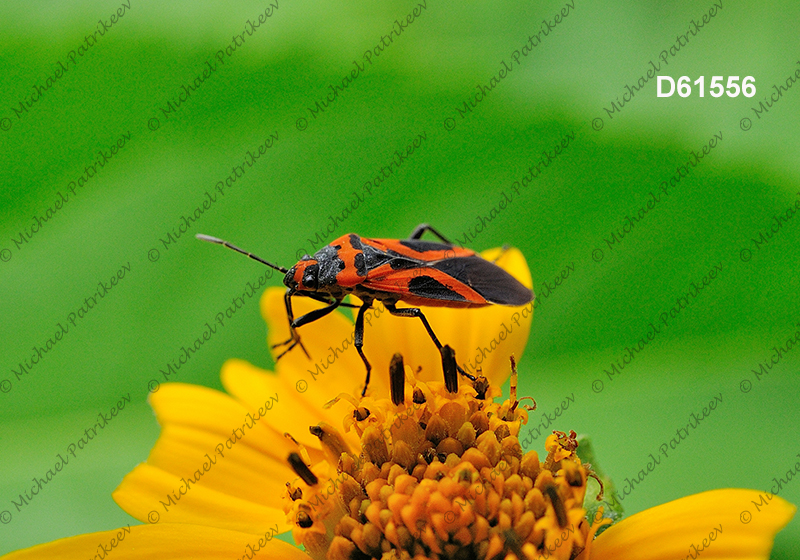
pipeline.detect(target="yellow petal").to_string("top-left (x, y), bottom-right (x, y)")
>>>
top-left (221, 358), bottom-right (359, 451)
top-left (148, 383), bottom-right (295, 465)
top-left (113, 463), bottom-right (289, 534)
top-left (590, 489), bottom-right (796, 560)
top-left (146, 423), bottom-right (292, 505)
top-left (1, 523), bottom-right (309, 560)
top-left (113, 383), bottom-right (305, 530)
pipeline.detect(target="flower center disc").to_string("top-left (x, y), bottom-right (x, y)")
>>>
top-left (285, 375), bottom-right (593, 560)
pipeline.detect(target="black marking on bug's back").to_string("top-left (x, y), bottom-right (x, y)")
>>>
top-left (399, 239), bottom-right (453, 253)
top-left (313, 245), bottom-right (345, 287)
top-left (388, 252), bottom-right (424, 270)
top-left (362, 244), bottom-right (394, 271)
top-left (349, 234), bottom-right (368, 277)
top-left (408, 275), bottom-right (468, 302)
top-left (432, 256), bottom-right (532, 305)
top-left (353, 253), bottom-right (367, 276)
top-left (348, 234), bottom-right (364, 251)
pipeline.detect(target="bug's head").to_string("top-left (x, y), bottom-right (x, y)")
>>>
top-left (284, 258), bottom-right (320, 292)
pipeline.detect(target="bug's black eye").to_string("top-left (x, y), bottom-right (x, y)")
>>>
top-left (301, 263), bottom-right (319, 290)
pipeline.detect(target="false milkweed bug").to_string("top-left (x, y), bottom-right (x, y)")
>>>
top-left (197, 224), bottom-right (533, 396)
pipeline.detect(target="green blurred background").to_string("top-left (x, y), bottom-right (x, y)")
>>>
top-left (1, 0), bottom-right (799, 556)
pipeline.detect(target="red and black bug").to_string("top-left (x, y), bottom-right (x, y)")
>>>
top-left (197, 224), bottom-right (533, 395)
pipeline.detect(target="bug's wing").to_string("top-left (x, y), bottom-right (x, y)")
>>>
top-left (363, 264), bottom-right (489, 305)
top-left (366, 238), bottom-right (477, 260)
top-left (363, 256), bottom-right (533, 306)
top-left (430, 256), bottom-right (533, 305)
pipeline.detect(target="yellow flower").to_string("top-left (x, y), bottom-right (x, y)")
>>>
top-left (109, 247), bottom-right (534, 538)
top-left (2, 248), bottom-right (795, 560)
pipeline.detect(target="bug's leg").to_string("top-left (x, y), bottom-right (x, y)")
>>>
top-left (354, 302), bottom-right (373, 397)
top-left (408, 223), bottom-right (452, 244)
top-left (331, 294), bottom-right (360, 309)
top-left (271, 289), bottom-right (310, 359)
top-left (292, 299), bottom-right (342, 327)
top-left (305, 292), bottom-right (359, 308)
top-left (384, 303), bottom-right (476, 381)
top-left (274, 298), bottom-right (347, 359)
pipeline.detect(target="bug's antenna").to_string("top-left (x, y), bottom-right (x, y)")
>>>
top-left (196, 234), bottom-right (289, 274)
